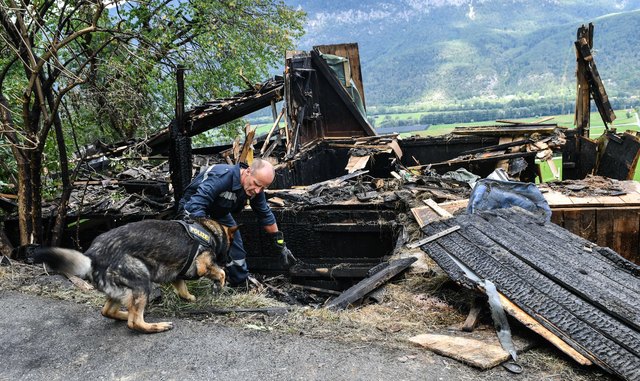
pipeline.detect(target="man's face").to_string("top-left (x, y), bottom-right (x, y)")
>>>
top-left (242, 167), bottom-right (274, 198)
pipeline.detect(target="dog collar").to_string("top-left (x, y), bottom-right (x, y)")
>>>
top-left (176, 220), bottom-right (217, 278)
top-left (178, 221), bottom-right (215, 247)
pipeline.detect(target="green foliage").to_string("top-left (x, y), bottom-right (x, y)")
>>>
top-left (0, 0), bottom-right (305, 192)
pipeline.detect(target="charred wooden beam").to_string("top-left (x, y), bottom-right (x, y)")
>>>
top-left (452, 124), bottom-right (559, 136)
top-left (146, 77), bottom-right (284, 154)
top-left (461, 138), bottom-right (534, 155)
top-left (325, 257), bottom-right (417, 310)
top-left (168, 65), bottom-right (192, 205)
top-left (575, 30), bottom-right (616, 127)
top-left (309, 49), bottom-right (375, 137)
top-left (575, 24), bottom-right (593, 138)
top-left (188, 80), bottom-right (284, 137)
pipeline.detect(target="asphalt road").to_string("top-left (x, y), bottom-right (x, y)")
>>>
top-left (0, 290), bottom-right (502, 381)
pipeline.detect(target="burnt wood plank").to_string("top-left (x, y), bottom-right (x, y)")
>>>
top-left (550, 209), bottom-right (564, 226)
top-left (575, 37), bottom-right (616, 125)
top-left (475, 210), bottom-right (640, 325)
top-left (325, 257), bottom-right (417, 310)
top-left (452, 124), bottom-right (558, 136)
top-left (421, 210), bottom-right (640, 380)
top-left (596, 133), bottom-right (640, 180)
top-left (521, 210), bottom-right (640, 290)
top-left (492, 208), bottom-right (640, 294)
top-left (612, 210), bottom-right (640, 264)
top-left (563, 209), bottom-right (597, 243)
top-left (596, 208), bottom-right (615, 251)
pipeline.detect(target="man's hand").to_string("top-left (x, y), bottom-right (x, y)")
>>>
top-left (280, 245), bottom-right (297, 267)
top-left (271, 231), bottom-right (297, 268)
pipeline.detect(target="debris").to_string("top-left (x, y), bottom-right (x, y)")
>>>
top-left (291, 284), bottom-right (341, 296)
top-left (406, 226), bottom-right (460, 250)
top-left (595, 132), bottom-right (640, 180)
top-left (66, 275), bottom-right (94, 291)
top-left (461, 296), bottom-right (484, 333)
top-left (423, 199), bottom-right (453, 218)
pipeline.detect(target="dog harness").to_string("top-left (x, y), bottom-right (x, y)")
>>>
top-left (176, 220), bottom-right (217, 279)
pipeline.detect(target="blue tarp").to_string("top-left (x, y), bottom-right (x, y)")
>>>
top-left (467, 179), bottom-right (552, 222)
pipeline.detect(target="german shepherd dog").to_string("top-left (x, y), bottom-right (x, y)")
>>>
top-left (31, 218), bottom-right (237, 333)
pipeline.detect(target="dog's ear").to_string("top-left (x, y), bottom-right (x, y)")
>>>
top-left (225, 224), bottom-right (242, 241)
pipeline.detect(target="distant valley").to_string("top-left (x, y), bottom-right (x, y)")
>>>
top-left (285, 0), bottom-right (640, 112)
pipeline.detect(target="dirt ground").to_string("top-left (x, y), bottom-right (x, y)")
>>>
top-left (0, 257), bottom-right (614, 381)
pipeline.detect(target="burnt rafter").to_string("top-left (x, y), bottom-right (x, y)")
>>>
top-left (575, 36), bottom-right (616, 126)
top-left (147, 77), bottom-right (284, 153)
top-left (309, 49), bottom-right (376, 137)
top-left (187, 76), bottom-right (284, 136)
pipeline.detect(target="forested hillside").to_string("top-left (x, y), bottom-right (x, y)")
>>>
top-left (288, 0), bottom-right (640, 106)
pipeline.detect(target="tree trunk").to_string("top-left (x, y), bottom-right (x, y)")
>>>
top-left (15, 158), bottom-right (31, 245)
top-left (27, 148), bottom-right (43, 244)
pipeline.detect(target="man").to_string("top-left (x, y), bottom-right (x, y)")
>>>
top-left (178, 158), bottom-right (294, 286)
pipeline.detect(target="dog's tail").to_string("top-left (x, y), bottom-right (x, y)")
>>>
top-left (30, 247), bottom-right (92, 279)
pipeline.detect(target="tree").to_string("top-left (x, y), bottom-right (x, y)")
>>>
top-left (0, 0), bottom-right (304, 246)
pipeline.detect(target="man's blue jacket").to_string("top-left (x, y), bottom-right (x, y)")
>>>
top-left (179, 163), bottom-right (276, 226)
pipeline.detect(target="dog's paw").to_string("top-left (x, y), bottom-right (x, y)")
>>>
top-left (186, 294), bottom-right (196, 302)
top-left (130, 321), bottom-right (174, 333)
top-left (150, 322), bottom-right (174, 333)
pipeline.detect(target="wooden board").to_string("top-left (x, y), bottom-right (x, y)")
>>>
top-left (596, 208), bottom-right (616, 251)
top-left (497, 293), bottom-right (592, 366)
top-left (345, 155), bottom-right (370, 173)
top-left (567, 196), bottom-right (603, 207)
top-left (423, 199), bottom-right (454, 218)
top-left (452, 124), bottom-right (558, 136)
top-left (552, 206), bottom-right (640, 264)
top-left (563, 209), bottom-right (597, 243)
top-left (612, 210), bottom-right (640, 263)
top-left (325, 257), bottom-right (417, 310)
top-left (438, 199), bottom-right (469, 215)
top-left (411, 206), bottom-right (440, 228)
top-left (409, 334), bottom-right (510, 369)
top-left (594, 196), bottom-right (626, 205)
top-left (543, 191), bottom-right (574, 207)
top-left (618, 192), bottom-right (640, 205)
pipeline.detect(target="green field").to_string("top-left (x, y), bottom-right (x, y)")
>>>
top-left (399, 111), bottom-right (640, 139)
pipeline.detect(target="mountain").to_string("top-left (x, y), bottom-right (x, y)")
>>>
top-left (285, 0), bottom-right (640, 106)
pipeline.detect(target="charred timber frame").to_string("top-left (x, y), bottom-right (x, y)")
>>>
top-left (168, 65), bottom-right (193, 205)
top-left (566, 23), bottom-right (617, 180)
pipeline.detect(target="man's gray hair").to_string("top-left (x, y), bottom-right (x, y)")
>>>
top-left (250, 158), bottom-right (275, 175)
